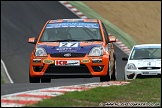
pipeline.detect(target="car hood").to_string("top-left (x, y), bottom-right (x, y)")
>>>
top-left (36, 41), bottom-right (103, 54)
top-left (127, 59), bottom-right (161, 67)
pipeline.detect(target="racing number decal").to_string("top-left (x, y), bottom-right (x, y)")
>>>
top-left (61, 43), bottom-right (68, 47)
top-left (59, 42), bottom-right (79, 47)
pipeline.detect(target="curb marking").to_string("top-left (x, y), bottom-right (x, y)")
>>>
top-left (1, 81), bottom-right (130, 107)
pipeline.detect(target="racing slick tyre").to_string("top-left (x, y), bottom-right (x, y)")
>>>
top-left (41, 78), bottom-right (51, 83)
top-left (111, 53), bottom-right (117, 81)
top-left (29, 73), bottom-right (40, 83)
top-left (111, 60), bottom-right (117, 81)
top-left (100, 60), bottom-right (111, 82)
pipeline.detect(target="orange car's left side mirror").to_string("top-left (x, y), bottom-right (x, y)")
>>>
top-left (28, 37), bottom-right (37, 44)
top-left (108, 35), bottom-right (116, 43)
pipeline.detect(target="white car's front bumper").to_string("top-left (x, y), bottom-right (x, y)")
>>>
top-left (124, 69), bottom-right (161, 80)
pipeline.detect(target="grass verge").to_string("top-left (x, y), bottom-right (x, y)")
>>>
top-left (27, 78), bottom-right (161, 107)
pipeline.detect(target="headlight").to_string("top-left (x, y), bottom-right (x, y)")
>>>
top-left (127, 63), bottom-right (137, 70)
top-left (35, 47), bottom-right (47, 56)
top-left (89, 47), bottom-right (103, 56)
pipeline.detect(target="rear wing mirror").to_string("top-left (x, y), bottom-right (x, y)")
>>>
top-left (28, 37), bottom-right (37, 44)
top-left (122, 57), bottom-right (128, 61)
top-left (108, 35), bottom-right (116, 43)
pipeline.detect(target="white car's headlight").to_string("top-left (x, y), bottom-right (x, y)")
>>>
top-left (127, 63), bottom-right (137, 70)
top-left (35, 47), bottom-right (47, 56)
top-left (89, 47), bottom-right (103, 56)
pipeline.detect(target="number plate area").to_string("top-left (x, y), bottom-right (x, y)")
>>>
top-left (141, 71), bottom-right (157, 75)
top-left (55, 60), bottom-right (80, 66)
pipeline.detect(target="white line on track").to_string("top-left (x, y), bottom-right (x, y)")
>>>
top-left (1, 59), bottom-right (14, 83)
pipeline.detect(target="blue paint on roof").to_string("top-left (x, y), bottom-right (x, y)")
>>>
top-left (46, 22), bottom-right (99, 28)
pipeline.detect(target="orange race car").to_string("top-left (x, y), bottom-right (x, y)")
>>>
top-left (28, 19), bottom-right (117, 83)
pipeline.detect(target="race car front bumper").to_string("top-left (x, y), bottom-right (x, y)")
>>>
top-left (29, 54), bottom-right (110, 78)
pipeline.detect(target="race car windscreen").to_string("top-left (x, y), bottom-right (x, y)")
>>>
top-left (40, 22), bottom-right (102, 42)
top-left (129, 46), bottom-right (161, 60)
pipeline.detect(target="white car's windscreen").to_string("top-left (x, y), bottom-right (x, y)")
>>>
top-left (130, 46), bottom-right (161, 60)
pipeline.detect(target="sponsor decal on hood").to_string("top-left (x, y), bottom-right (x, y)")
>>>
top-left (37, 42), bottom-right (103, 54)
top-left (128, 59), bottom-right (161, 67)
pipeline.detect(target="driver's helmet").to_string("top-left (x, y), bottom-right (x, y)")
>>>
top-left (55, 28), bottom-right (67, 37)
top-left (55, 28), bottom-right (67, 39)
top-left (134, 49), bottom-right (149, 59)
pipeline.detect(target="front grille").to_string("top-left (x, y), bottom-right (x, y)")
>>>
top-left (50, 53), bottom-right (86, 57)
top-left (138, 67), bottom-right (161, 70)
top-left (45, 64), bottom-right (90, 73)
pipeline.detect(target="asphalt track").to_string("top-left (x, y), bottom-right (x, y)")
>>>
top-left (1, 1), bottom-right (128, 96)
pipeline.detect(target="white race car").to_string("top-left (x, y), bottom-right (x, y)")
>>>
top-left (122, 44), bottom-right (161, 80)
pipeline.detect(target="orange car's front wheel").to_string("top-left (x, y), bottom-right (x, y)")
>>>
top-left (111, 60), bottom-right (117, 81)
top-left (29, 72), bottom-right (40, 83)
top-left (111, 53), bottom-right (117, 81)
top-left (41, 78), bottom-right (51, 83)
